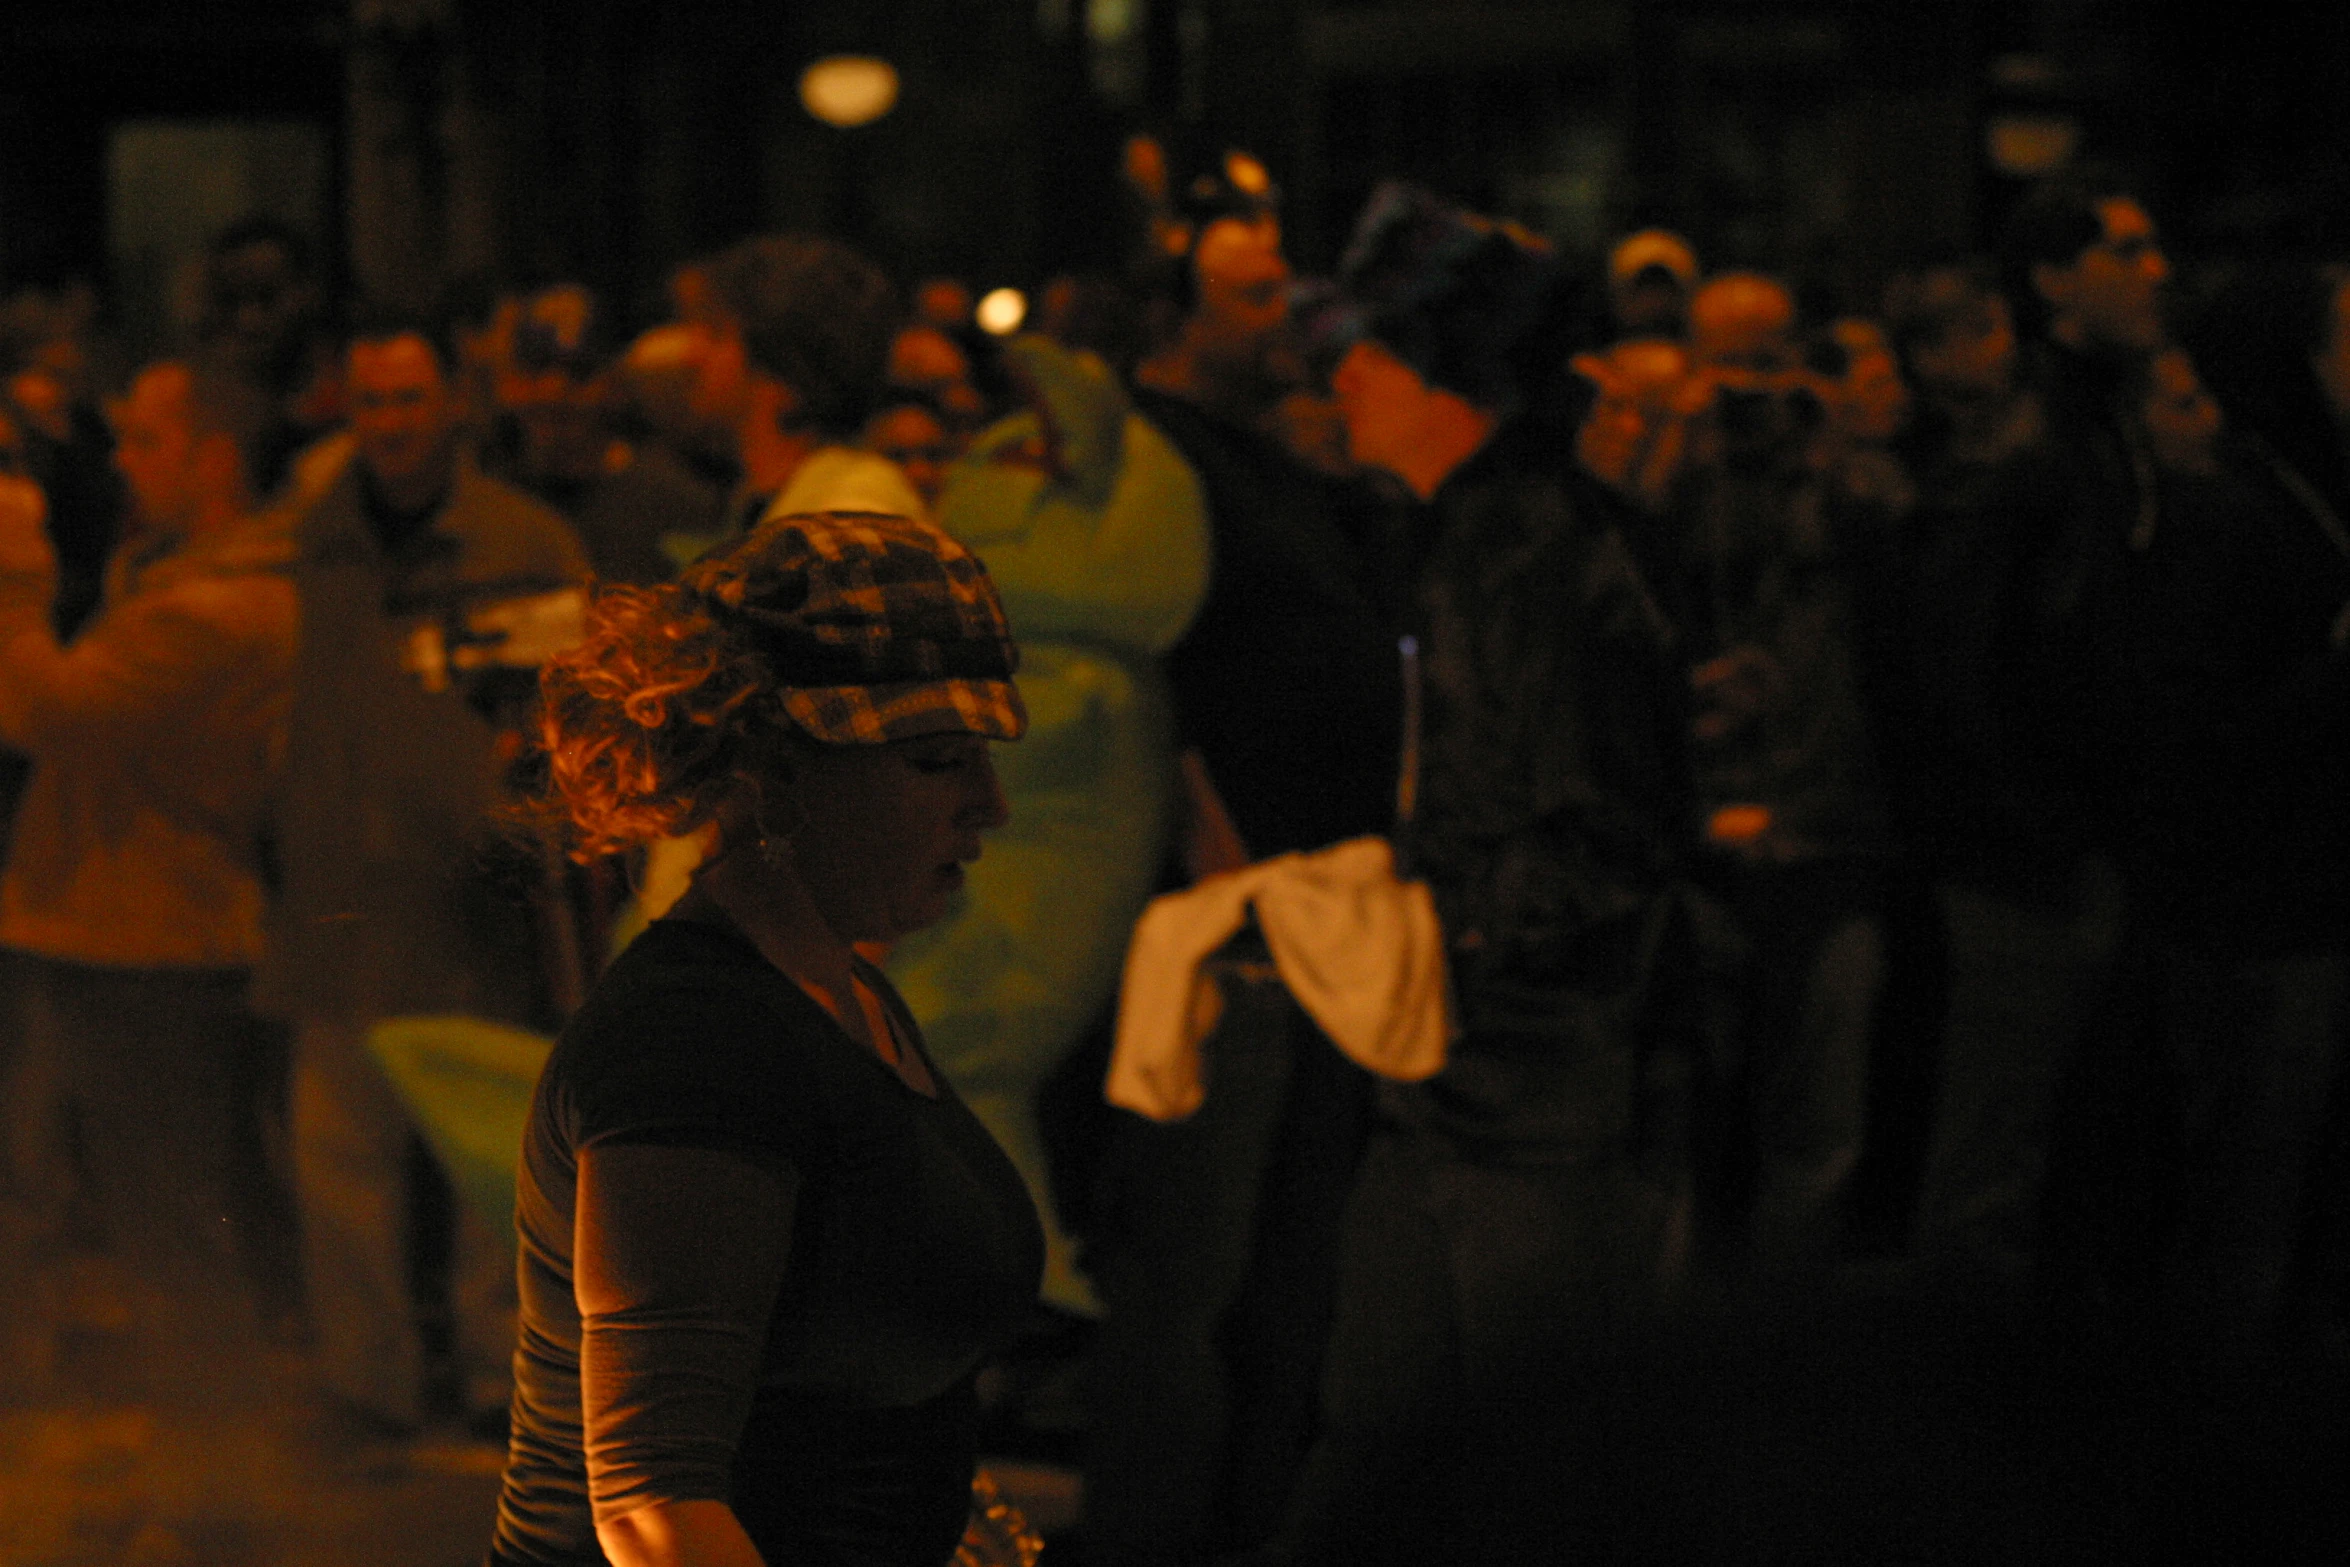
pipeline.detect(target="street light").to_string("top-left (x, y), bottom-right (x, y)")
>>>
top-left (976, 288), bottom-right (1027, 336)
top-left (800, 55), bottom-right (899, 129)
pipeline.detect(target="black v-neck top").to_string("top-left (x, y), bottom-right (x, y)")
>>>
top-left (491, 919), bottom-right (1043, 1565)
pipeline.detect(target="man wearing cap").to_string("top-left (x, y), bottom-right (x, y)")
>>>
top-left (1293, 184), bottom-right (1702, 1565)
top-left (1607, 227), bottom-right (1701, 342)
top-left (260, 308), bottom-right (590, 1444)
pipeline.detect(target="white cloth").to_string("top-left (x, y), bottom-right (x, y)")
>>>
top-left (1107, 836), bottom-right (1452, 1121)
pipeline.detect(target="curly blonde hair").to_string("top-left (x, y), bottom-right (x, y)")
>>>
top-left (535, 579), bottom-right (791, 862)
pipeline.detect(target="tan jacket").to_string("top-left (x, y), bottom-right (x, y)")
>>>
top-left (254, 460), bottom-right (588, 1027)
top-left (0, 514), bottom-right (299, 968)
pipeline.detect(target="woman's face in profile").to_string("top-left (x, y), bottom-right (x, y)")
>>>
top-left (781, 731), bottom-right (1009, 945)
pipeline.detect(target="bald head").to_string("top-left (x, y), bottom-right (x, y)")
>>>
top-left (1690, 272), bottom-right (1798, 369)
top-left (623, 324), bottom-right (703, 399)
top-left (1185, 216), bottom-right (1294, 397)
top-left (623, 323), bottom-right (732, 455)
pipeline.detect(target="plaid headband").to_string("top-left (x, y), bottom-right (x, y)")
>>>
top-left (687, 509), bottom-right (1027, 745)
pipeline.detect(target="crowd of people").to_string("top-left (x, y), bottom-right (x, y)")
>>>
top-left (1, 138), bottom-right (2346, 1563)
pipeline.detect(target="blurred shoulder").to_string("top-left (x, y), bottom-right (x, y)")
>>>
top-left (450, 464), bottom-right (592, 582)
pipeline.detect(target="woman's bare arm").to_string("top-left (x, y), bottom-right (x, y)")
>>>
top-left (596, 1497), bottom-right (767, 1567)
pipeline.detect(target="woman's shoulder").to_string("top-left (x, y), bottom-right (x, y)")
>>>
top-left (572, 918), bottom-right (809, 1031)
top-left (546, 919), bottom-right (846, 1152)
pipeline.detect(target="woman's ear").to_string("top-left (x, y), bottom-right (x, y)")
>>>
top-left (722, 732), bottom-right (817, 851)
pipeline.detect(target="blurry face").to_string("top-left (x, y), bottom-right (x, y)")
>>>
top-left (1690, 275), bottom-right (1798, 371)
top-left (888, 327), bottom-right (986, 430)
top-left (1577, 375), bottom-right (1647, 490)
top-left (209, 239), bottom-right (312, 373)
top-left (683, 322), bottom-right (752, 428)
top-left (1611, 276), bottom-right (1688, 339)
top-left (2041, 198), bottom-right (2169, 353)
top-left (784, 731), bottom-right (1010, 945)
top-left (1910, 289), bottom-right (2017, 401)
top-left (1263, 389), bottom-right (1359, 478)
top-left (348, 334), bottom-right (458, 493)
top-left (914, 278), bottom-right (975, 333)
top-left (110, 365), bottom-right (205, 532)
top-left (862, 403), bottom-right (955, 510)
top-left (8, 365), bottom-right (73, 443)
top-left (1840, 345), bottom-right (1911, 445)
top-left (624, 324), bottom-right (737, 459)
top-left (1330, 339), bottom-right (1435, 487)
top-left (889, 327), bottom-right (968, 393)
top-left (1189, 217), bottom-right (1294, 387)
top-left (1575, 341), bottom-right (1692, 506)
top-left (2142, 348), bottom-right (2223, 475)
top-left (502, 365), bottom-right (606, 482)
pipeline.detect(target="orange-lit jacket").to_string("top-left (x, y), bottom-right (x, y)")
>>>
top-left (0, 514), bottom-right (298, 968)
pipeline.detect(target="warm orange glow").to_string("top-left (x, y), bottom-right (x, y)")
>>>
top-left (1985, 114), bottom-right (2078, 178)
top-left (1706, 803), bottom-right (1773, 845)
top-left (799, 55), bottom-right (899, 129)
top-left (975, 287), bottom-right (1027, 336)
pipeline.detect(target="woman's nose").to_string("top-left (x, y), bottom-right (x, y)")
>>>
top-left (964, 753), bottom-right (1011, 830)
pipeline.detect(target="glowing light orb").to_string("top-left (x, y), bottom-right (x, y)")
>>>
top-left (975, 287), bottom-right (1027, 337)
top-left (800, 56), bottom-right (899, 129)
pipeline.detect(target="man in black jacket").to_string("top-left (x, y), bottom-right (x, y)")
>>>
top-left (1263, 185), bottom-right (1700, 1567)
top-left (1900, 180), bottom-right (2161, 1278)
top-left (1996, 184), bottom-right (2347, 1363)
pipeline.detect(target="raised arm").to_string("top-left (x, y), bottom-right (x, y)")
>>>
top-left (0, 474), bottom-right (294, 764)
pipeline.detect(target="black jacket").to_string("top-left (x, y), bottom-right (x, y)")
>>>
top-left (1136, 388), bottom-right (1410, 860)
top-left (1395, 424), bottom-right (1700, 1156)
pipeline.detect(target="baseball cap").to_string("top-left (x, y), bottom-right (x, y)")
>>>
top-left (1608, 229), bottom-right (1700, 291)
top-left (685, 508), bottom-right (1027, 745)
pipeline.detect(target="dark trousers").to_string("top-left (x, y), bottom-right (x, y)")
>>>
top-left (0, 951), bottom-right (293, 1383)
top-left (1698, 858), bottom-right (1886, 1275)
top-left (1913, 861), bottom-right (2125, 1271)
top-left (1269, 1126), bottom-right (1683, 1567)
top-left (2043, 927), bottom-right (2348, 1362)
top-left (1084, 959), bottom-right (1369, 1566)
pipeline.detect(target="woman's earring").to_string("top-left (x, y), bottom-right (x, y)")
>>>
top-left (753, 796), bottom-right (807, 865)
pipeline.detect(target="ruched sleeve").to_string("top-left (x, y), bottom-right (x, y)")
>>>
top-left (574, 1140), bottom-right (799, 1527)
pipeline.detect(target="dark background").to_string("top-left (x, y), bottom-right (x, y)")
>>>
top-left (6, 0), bottom-right (2349, 351)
